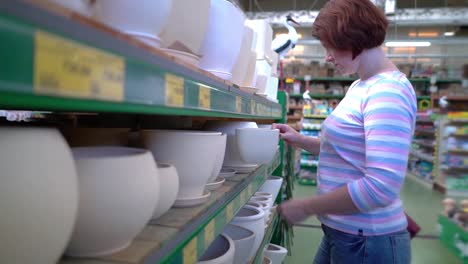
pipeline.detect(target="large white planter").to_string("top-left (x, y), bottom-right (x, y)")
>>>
top-left (0, 127), bottom-right (78, 264)
top-left (199, 0), bottom-right (245, 80)
top-left (236, 128), bottom-right (279, 164)
top-left (160, 0), bottom-right (210, 55)
top-left (266, 76), bottom-right (279, 102)
top-left (93, 0), bottom-right (172, 48)
top-left (264, 244), bottom-right (288, 264)
top-left (141, 130), bottom-right (222, 199)
top-left (152, 163), bottom-right (179, 220)
top-left (197, 234), bottom-right (235, 264)
top-left (66, 147), bottom-right (159, 257)
top-left (246, 201), bottom-right (270, 223)
top-left (231, 26), bottom-right (255, 86)
top-left (222, 224), bottom-right (256, 264)
top-left (207, 133), bottom-right (227, 183)
top-left (242, 51), bottom-right (259, 88)
top-left (204, 121), bottom-right (258, 167)
top-left (258, 176), bottom-right (283, 203)
top-left (231, 206), bottom-right (265, 260)
top-left (245, 19), bottom-right (273, 61)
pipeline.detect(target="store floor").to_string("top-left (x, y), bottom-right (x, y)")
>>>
top-left (284, 174), bottom-right (462, 264)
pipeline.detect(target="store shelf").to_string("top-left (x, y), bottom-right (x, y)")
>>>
top-left (441, 165), bottom-right (468, 171)
top-left (304, 114), bottom-right (328, 119)
top-left (413, 140), bottom-right (435, 148)
top-left (252, 212), bottom-right (280, 264)
top-left (410, 149), bottom-right (435, 163)
top-left (0, 1), bottom-right (281, 119)
top-left (415, 129), bottom-right (436, 136)
top-left (61, 151), bottom-right (281, 264)
top-left (284, 77), bottom-right (462, 84)
top-left (407, 171), bottom-right (433, 189)
top-left (445, 149), bottom-right (468, 154)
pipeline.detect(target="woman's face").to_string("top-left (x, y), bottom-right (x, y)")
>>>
top-left (323, 44), bottom-right (360, 75)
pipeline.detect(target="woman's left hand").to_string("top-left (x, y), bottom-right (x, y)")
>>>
top-left (277, 198), bottom-right (312, 224)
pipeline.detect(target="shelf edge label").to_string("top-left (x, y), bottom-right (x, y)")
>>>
top-left (165, 73), bottom-right (184, 107)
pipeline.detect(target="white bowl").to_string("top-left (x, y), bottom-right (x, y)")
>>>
top-left (199, 0), bottom-right (245, 80)
top-left (236, 128), bottom-right (279, 164)
top-left (203, 121), bottom-right (258, 167)
top-left (152, 163), bottom-right (179, 220)
top-left (231, 206), bottom-right (265, 260)
top-left (205, 177), bottom-right (226, 191)
top-left (141, 130), bottom-right (222, 199)
top-left (93, 0), bottom-right (172, 48)
top-left (66, 147), bottom-right (159, 257)
top-left (264, 244), bottom-right (288, 264)
top-left (0, 127), bottom-right (78, 263)
top-left (160, 0), bottom-right (210, 55)
top-left (197, 234), bottom-right (235, 264)
top-left (222, 224), bottom-right (256, 264)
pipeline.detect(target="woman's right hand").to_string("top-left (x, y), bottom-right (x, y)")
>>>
top-left (272, 123), bottom-right (304, 149)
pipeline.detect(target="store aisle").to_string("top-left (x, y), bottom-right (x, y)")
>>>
top-left (284, 174), bottom-right (461, 264)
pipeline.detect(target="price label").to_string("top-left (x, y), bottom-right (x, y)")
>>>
top-left (251, 100), bottom-right (256, 115)
top-left (241, 190), bottom-right (248, 204)
top-left (204, 220), bottom-right (215, 247)
top-left (236, 96), bottom-right (242, 113)
top-left (226, 203), bottom-right (234, 220)
top-left (165, 74), bottom-right (184, 106)
top-left (183, 238), bottom-right (197, 264)
top-left (249, 183), bottom-right (254, 195)
top-left (199, 86), bottom-right (211, 109)
top-left (34, 31), bottom-right (124, 100)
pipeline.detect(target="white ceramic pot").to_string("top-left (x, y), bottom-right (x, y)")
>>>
top-left (231, 206), bottom-right (265, 260)
top-left (250, 196), bottom-right (273, 213)
top-left (255, 74), bottom-right (269, 95)
top-left (266, 76), bottom-right (279, 102)
top-left (256, 59), bottom-right (272, 77)
top-left (152, 163), bottom-right (179, 220)
top-left (160, 0), bottom-right (210, 55)
top-left (263, 256), bottom-right (273, 264)
top-left (199, 0), bottom-right (245, 80)
top-left (236, 128), bottom-right (279, 164)
top-left (66, 147), bottom-right (159, 257)
top-left (141, 130), bottom-right (222, 199)
top-left (231, 26), bottom-right (255, 86)
top-left (242, 51), bottom-right (259, 87)
top-left (247, 201), bottom-right (270, 223)
top-left (0, 127), bottom-right (78, 263)
top-left (204, 121), bottom-right (257, 167)
top-left (254, 192), bottom-right (274, 208)
top-left (197, 234), bottom-right (235, 264)
top-left (207, 133), bottom-right (227, 183)
top-left (264, 244), bottom-right (288, 264)
top-left (44, 0), bottom-right (93, 16)
top-left (271, 52), bottom-right (279, 76)
top-left (222, 224), bottom-right (256, 264)
top-left (93, 0), bottom-right (172, 48)
top-left (62, 127), bottom-right (130, 147)
top-left (245, 19), bottom-right (273, 60)
top-left (258, 176), bottom-right (283, 203)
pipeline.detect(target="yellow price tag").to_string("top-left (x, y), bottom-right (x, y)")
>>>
top-left (183, 238), bottom-right (197, 264)
top-left (241, 190), bottom-right (248, 204)
top-left (34, 31), bottom-right (124, 101)
top-left (251, 100), bottom-right (256, 115)
top-left (199, 86), bottom-right (211, 109)
top-left (204, 220), bottom-right (215, 247)
top-left (226, 203), bottom-right (234, 220)
top-left (249, 184), bottom-right (254, 195)
top-left (236, 96), bottom-right (242, 113)
top-left (165, 73), bottom-right (184, 106)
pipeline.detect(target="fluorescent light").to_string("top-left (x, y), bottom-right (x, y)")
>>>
top-left (444, 31), bottom-right (455, 36)
top-left (385, 41), bottom-right (431, 47)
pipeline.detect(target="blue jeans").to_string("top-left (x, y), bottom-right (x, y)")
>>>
top-left (313, 224), bottom-right (411, 264)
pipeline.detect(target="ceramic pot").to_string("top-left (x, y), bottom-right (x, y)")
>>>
top-left (199, 0), bottom-right (245, 80)
top-left (245, 19), bottom-right (273, 60)
top-left (258, 176), bottom-right (283, 203)
top-left (207, 133), bottom-right (227, 183)
top-left (263, 256), bottom-right (273, 264)
top-left (66, 147), bottom-right (159, 257)
top-left (264, 244), bottom-right (288, 264)
top-left (250, 196), bottom-right (273, 212)
top-left (204, 121), bottom-right (257, 168)
top-left (231, 206), bottom-right (265, 260)
top-left (236, 128), bottom-right (279, 164)
top-left (197, 234), bottom-right (235, 264)
top-left (141, 130), bottom-right (222, 199)
top-left (255, 74), bottom-right (269, 95)
top-left (93, 0), bottom-right (172, 48)
top-left (266, 76), bottom-right (279, 102)
top-left (152, 163), bottom-right (179, 220)
top-left (254, 192), bottom-right (274, 207)
top-left (247, 201), bottom-right (270, 223)
top-left (0, 127), bottom-right (78, 263)
top-left (222, 224), bottom-right (256, 264)
top-left (231, 26), bottom-right (255, 86)
top-left (160, 0), bottom-right (210, 55)
top-left (242, 51), bottom-right (259, 88)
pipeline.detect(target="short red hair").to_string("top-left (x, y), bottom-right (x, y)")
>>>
top-left (312, 0), bottom-right (388, 59)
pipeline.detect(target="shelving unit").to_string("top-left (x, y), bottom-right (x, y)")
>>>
top-left (0, 1), bottom-right (291, 264)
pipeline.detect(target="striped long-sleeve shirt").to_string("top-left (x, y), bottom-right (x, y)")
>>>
top-left (317, 71), bottom-right (417, 236)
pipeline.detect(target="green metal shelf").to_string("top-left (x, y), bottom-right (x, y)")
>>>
top-left (253, 212), bottom-right (280, 264)
top-left (284, 77), bottom-right (462, 84)
top-left (0, 1), bottom-right (281, 119)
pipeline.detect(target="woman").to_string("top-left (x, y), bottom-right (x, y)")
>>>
top-left (274, 0), bottom-right (416, 263)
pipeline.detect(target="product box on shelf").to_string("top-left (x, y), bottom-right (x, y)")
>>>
top-left (438, 214), bottom-right (468, 263)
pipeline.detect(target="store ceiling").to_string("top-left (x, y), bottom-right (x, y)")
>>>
top-left (238, 0), bottom-right (468, 12)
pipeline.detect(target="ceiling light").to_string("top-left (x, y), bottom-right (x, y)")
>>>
top-left (385, 41), bottom-right (431, 47)
top-left (444, 31), bottom-right (455, 36)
